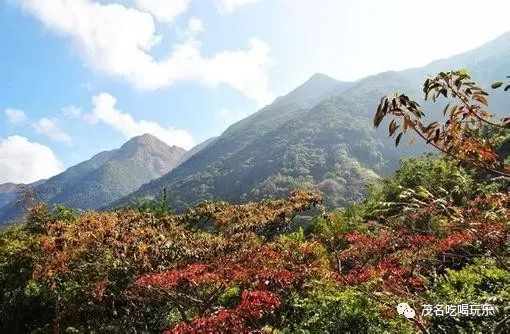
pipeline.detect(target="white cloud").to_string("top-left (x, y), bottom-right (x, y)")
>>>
top-left (216, 108), bottom-right (249, 124)
top-left (33, 118), bottom-right (73, 145)
top-left (0, 135), bottom-right (63, 184)
top-left (176, 18), bottom-right (204, 40)
top-left (137, 0), bottom-right (189, 23)
top-left (187, 17), bottom-right (204, 33)
top-left (62, 105), bottom-right (82, 119)
top-left (5, 107), bottom-right (73, 145)
top-left (5, 108), bottom-right (27, 124)
top-left (215, 0), bottom-right (261, 13)
top-left (90, 93), bottom-right (194, 150)
top-left (21, 0), bottom-right (274, 105)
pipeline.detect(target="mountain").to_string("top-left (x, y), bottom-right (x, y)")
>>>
top-left (113, 32), bottom-right (510, 211)
top-left (0, 183), bottom-right (20, 209)
top-left (402, 31), bottom-right (510, 85)
top-left (271, 73), bottom-right (350, 108)
top-left (112, 72), bottom-right (421, 211)
top-left (0, 134), bottom-right (185, 224)
top-left (0, 180), bottom-right (46, 210)
top-left (177, 137), bottom-right (218, 166)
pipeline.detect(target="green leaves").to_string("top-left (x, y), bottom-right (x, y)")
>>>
top-left (395, 133), bottom-right (403, 147)
top-left (491, 77), bottom-right (510, 92)
top-left (492, 82), bottom-right (504, 89)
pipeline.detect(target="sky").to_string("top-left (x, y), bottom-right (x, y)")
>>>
top-left (1, 0), bottom-right (510, 184)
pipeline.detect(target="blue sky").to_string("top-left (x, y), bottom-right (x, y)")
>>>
top-left (2, 0), bottom-right (510, 184)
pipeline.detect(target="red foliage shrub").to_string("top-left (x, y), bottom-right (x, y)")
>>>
top-left (166, 291), bottom-right (281, 334)
top-left (135, 264), bottom-right (220, 289)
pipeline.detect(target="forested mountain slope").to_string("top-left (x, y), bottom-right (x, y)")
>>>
top-left (115, 33), bottom-right (510, 211)
top-left (0, 134), bottom-right (185, 224)
top-left (114, 72), bottom-right (421, 210)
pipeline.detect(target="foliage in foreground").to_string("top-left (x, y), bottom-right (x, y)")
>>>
top-left (1, 158), bottom-right (509, 333)
top-left (1, 71), bottom-right (510, 333)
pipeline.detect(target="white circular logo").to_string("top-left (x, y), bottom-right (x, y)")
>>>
top-left (397, 303), bottom-right (416, 319)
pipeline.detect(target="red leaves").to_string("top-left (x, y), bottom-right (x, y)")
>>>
top-left (134, 243), bottom-right (307, 296)
top-left (237, 290), bottom-right (282, 319)
top-left (343, 231), bottom-right (366, 244)
top-left (337, 194), bottom-right (510, 300)
top-left (135, 264), bottom-right (220, 289)
top-left (254, 269), bottom-right (296, 289)
top-left (340, 230), bottom-right (392, 262)
top-left (408, 234), bottom-right (436, 249)
top-left (337, 259), bottom-right (418, 291)
top-left (166, 291), bottom-right (281, 334)
top-left (92, 280), bottom-right (107, 301)
top-left (135, 265), bottom-right (297, 292)
top-left (436, 231), bottom-right (473, 252)
top-left (168, 310), bottom-right (246, 334)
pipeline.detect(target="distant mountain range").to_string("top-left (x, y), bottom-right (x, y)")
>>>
top-left (0, 179), bottom-right (46, 210)
top-left (111, 71), bottom-right (420, 211)
top-left (178, 137), bottom-right (218, 165)
top-left (2, 32), bottom-right (510, 225)
top-left (0, 134), bottom-right (185, 225)
top-left (112, 32), bottom-right (510, 211)
top-left (0, 183), bottom-right (20, 209)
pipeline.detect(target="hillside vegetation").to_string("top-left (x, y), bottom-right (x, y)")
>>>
top-left (1, 71), bottom-right (509, 333)
top-left (114, 32), bottom-right (510, 212)
top-left (115, 72), bottom-right (423, 211)
top-left (0, 135), bottom-right (185, 225)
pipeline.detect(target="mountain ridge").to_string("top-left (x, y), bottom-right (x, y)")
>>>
top-left (112, 33), bottom-right (510, 211)
top-left (0, 134), bottom-right (186, 225)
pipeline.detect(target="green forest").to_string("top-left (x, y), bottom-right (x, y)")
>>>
top-left (1, 71), bottom-right (509, 333)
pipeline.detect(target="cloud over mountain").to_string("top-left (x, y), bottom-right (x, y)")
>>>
top-left (88, 93), bottom-right (194, 150)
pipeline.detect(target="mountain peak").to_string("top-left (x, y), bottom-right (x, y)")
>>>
top-left (126, 133), bottom-right (162, 145)
top-left (300, 73), bottom-right (341, 90)
top-left (272, 72), bottom-right (343, 108)
top-left (0, 133), bottom-right (188, 223)
top-left (109, 136), bottom-right (186, 173)
top-left (308, 72), bottom-right (338, 83)
top-left (124, 134), bottom-right (187, 153)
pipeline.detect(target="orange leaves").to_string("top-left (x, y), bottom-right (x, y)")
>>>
top-left (21, 185), bottom-right (510, 333)
top-left (25, 188), bottom-right (325, 333)
top-left (182, 189), bottom-right (323, 234)
top-left (33, 210), bottom-right (191, 280)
